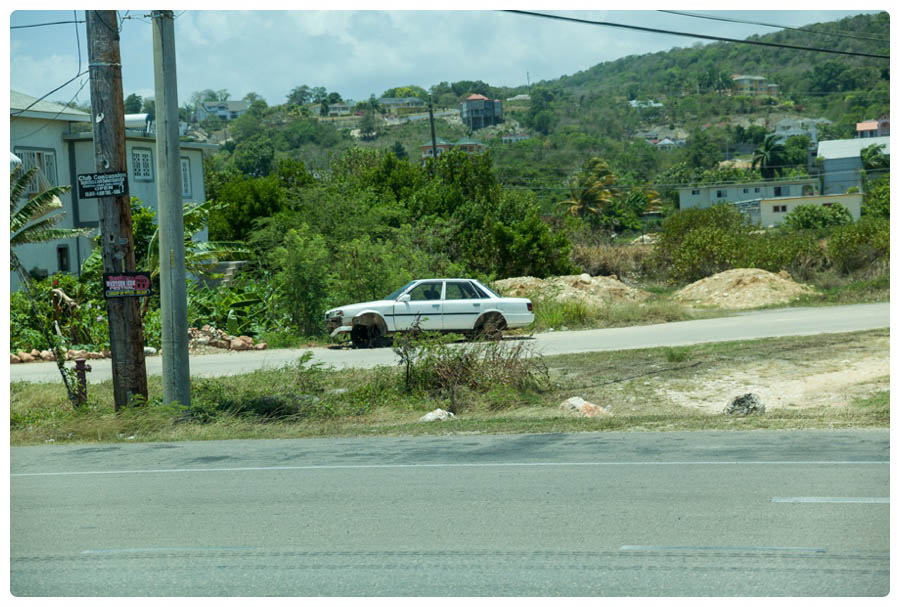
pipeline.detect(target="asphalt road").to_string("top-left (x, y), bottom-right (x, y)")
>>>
top-left (9, 302), bottom-right (891, 383)
top-left (10, 430), bottom-right (889, 596)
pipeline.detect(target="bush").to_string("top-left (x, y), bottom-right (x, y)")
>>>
top-left (269, 225), bottom-right (331, 335)
top-left (827, 216), bottom-right (890, 274)
top-left (655, 205), bottom-right (751, 282)
top-left (781, 203), bottom-right (852, 232)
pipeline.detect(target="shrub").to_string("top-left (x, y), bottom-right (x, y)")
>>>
top-left (827, 216), bottom-right (890, 274)
top-left (269, 224), bottom-right (331, 335)
top-left (781, 203), bottom-right (852, 232)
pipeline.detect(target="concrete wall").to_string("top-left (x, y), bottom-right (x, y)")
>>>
top-left (822, 157), bottom-right (863, 195)
top-left (759, 193), bottom-right (863, 227)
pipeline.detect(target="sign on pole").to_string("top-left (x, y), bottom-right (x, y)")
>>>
top-left (103, 272), bottom-right (153, 298)
top-left (77, 171), bottom-right (129, 199)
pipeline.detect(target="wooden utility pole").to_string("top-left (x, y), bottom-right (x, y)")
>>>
top-left (428, 99), bottom-right (438, 176)
top-left (85, 10), bottom-right (148, 411)
top-left (152, 10), bottom-right (191, 407)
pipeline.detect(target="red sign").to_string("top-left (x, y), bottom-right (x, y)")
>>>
top-left (103, 272), bottom-right (152, 298)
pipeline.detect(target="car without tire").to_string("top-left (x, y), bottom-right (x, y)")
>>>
top-left (324, 278), bottom-right (534, 348)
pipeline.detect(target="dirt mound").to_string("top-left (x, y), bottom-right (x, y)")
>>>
top-left (493, 273), bottom-right (649, 305)
top-left (674, 268), bottom-right (818, 309)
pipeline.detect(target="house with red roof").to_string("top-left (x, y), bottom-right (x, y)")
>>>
top-left (460, 93), bottom-right (503, 130)
top-left (856, 115), bottom-right (890, 138)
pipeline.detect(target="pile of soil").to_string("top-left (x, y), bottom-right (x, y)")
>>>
top-left (674, 268), bottom-right (818, 310)
top-left (493, 273), bottom-right (650, 305)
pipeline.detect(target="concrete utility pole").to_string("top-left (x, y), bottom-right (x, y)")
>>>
top-left (152, 10), bottom-right (191, 407)
top-left (85, 10), bottom-right (148, 411)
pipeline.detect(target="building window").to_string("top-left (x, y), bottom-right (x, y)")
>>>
top-left (691, 189), bottom-right (700, 195)
top-left (180, 157), bottom-right (192, 198)
top-left (131, 148), bottom-right (153, 181)
top-left (773, 205), bottom-right (787, 213)
top-left (716, 190), bottom-right (725, 198)
top-left (14, 148), bottom-right (58, 195)
top-left (57, 245), bottom-right (70, 272)
top-left (774, 186), bottom-right (783, 197)
top-left (754, 187), bottom-right (761, 193)
top-left (743, 188), bottom-right (749, 194)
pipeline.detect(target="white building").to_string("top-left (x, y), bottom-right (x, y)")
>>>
top-left (817, 136), bottom-right (890, 195)
top-left (678, 177), bottom-right (818, 210)
top-left (11, 90), bottom-right (216, 290)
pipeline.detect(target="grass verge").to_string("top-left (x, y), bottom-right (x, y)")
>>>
top-left (10, 329), bottom-right (888, 446)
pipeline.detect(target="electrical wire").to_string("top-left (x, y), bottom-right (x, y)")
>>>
top-left (11, 76), bottom-right (90, 141)
top-left (10, 71), bottom-right (90, 117)
top-left (502, 10), bottom-right (889, 60)
top-left (658, 10), bottom-right (890, 44)
top-left (10, 20), bottom-right (84, 29)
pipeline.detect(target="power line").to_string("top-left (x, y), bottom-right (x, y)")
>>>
top-left (658, 10), bottom-right (890, 44)
top-left (10, 70), bottom-right (90, 117)
top-left (10, 20), bottom-right (84, 29)
top-left (502, 10), bottom-right (889, 60)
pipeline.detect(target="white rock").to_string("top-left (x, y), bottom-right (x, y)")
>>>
top-left (560, 397), bottom-right (611, 417)
top-left (419, 408), bottom-right (456, 422)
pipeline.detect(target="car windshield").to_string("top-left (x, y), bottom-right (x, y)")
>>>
top-left (384, 281), bottom-right (416, 300)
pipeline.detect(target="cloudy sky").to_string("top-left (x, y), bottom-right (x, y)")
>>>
top-left (8, 6), bottom-right (881, 109)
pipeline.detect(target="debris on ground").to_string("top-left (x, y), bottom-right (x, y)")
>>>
top-left (188, 325), bottom-right (267, 353)
top-left (419, 408), bottom-right (456, 422)
top-left (560, 396), bottom-right (612, 417)
top-left (673, 268), bottom-right (818, 309)
top-left (493, 273), bottom-right (649, 305)
top-left (723, 393), bottom-right (766, 416)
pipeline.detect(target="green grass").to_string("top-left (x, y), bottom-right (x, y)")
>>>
top-left (10, 329), bottom-right (888, 446)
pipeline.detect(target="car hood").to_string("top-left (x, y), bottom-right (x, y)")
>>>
top-left (326, 300), bottom-right (393, 316)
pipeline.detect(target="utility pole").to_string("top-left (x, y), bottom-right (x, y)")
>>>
top-left (85, 10), bottom-right (148, 411)
top-left (428, 98), bottom-right (438, 177)
top-left (152, 10), bottom-right (191, 407)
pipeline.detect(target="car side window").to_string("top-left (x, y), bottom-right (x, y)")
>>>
top-left (408, 282), bottom-right (442, 301)
top-left (471, 283), bottom-right (491, 298)
top-left (445, 281), bottom-right (478, 300)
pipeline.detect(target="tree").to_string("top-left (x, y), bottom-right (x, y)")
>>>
top-left (311, 87), bottom-right (328, 104)
top-left (752, 133), bottom-right (787, 179)
top-left (141, 98), bottom-right (155, 121)
top-left (391, 141), bottom-right (408, 160)
top-left (287, 85), bottom-right (312, 106)
top-left (685, 129), bottom-right (722, 171)
top-left (559, 157), bottom-right (618, 220)
top-left (359, 111), bottom-right (379, 140)
top-left (124, 93), bottom-right (143, 113)
top-left (861, 143), bottom-right (889, 172)
top-left (232, 135), bottom-right (276, 177)
top-left (326, 91), bottom-right (343, 104)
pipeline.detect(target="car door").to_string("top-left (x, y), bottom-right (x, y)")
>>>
top-left (392, 281), bottom-right (443, 331)
top-left (442, 280), bottom-right (483, 331)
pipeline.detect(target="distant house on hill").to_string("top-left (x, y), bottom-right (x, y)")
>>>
top-left (506, 94), bottom-right (530, 102)
top-left (855, 115), bottom-right (890, 138)
top-left (460, 94), bottom-right (503, 130)
top-left (678, 177), bottom-right (817, 210)
top-left (501, 132), bottom-right (530, 144)
top-left (194, 99), bottom-right (249, 122)
top-left (420, 138), bottom-right (486, 162)
top-left (629, 99), bottom-right (664, 109)
top-left (313, 102), bottom-right (351, 117)
top-left (773, 117), bottom-right (831, 144)
top-left (377, 97), bottom-right (426, 115)
top-left (731, 75), bottom-right (779, 97)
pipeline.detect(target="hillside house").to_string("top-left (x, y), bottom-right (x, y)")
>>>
top-left (460, 94), bottom-right (503, 130)
top-left (420, 138), bottom-right (486, 162)
top-left (731, 75), bottom-right (779, 97)
top-left (378, 97), bottom-right (426, 115)
top-left (773, 117), bottom-right (831, 144)
top-left (501, 132), bottom-right (530, 144)
top-left (855, 115), bottom-right (890, 138)
top-left (194, 99), bottom-right (249, 122)
top-left (11, 89), bottom-right (216, 290)
top-left (817, 136), bottom-right (890, 194)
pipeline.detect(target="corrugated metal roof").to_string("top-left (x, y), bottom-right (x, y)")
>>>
top-left (11, 89), bottom-right (90, 119)
top-left (817, 136), bottom-right (890, 160)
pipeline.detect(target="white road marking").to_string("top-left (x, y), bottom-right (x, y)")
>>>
top-left (81, 546), bottom-right (254, 554)
top-left (771, 497), bottom-right (889, 504)
top-left (9, 460), bottom-right (889, 478)
top-left (620, 545), bottom-right (826, 553)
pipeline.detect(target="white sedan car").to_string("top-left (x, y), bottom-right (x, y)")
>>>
top-left (325, 278), bottom-right (535, 348)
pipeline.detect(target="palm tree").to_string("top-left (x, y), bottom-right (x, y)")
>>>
top-left (752, 133), bottom-right (787, 180)
top-left (10, 165), bottom-right (90, 277)
top-left (559, 157), bottom-right (620, 220)
top-left (11, 165), bottom-right (91, 404)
